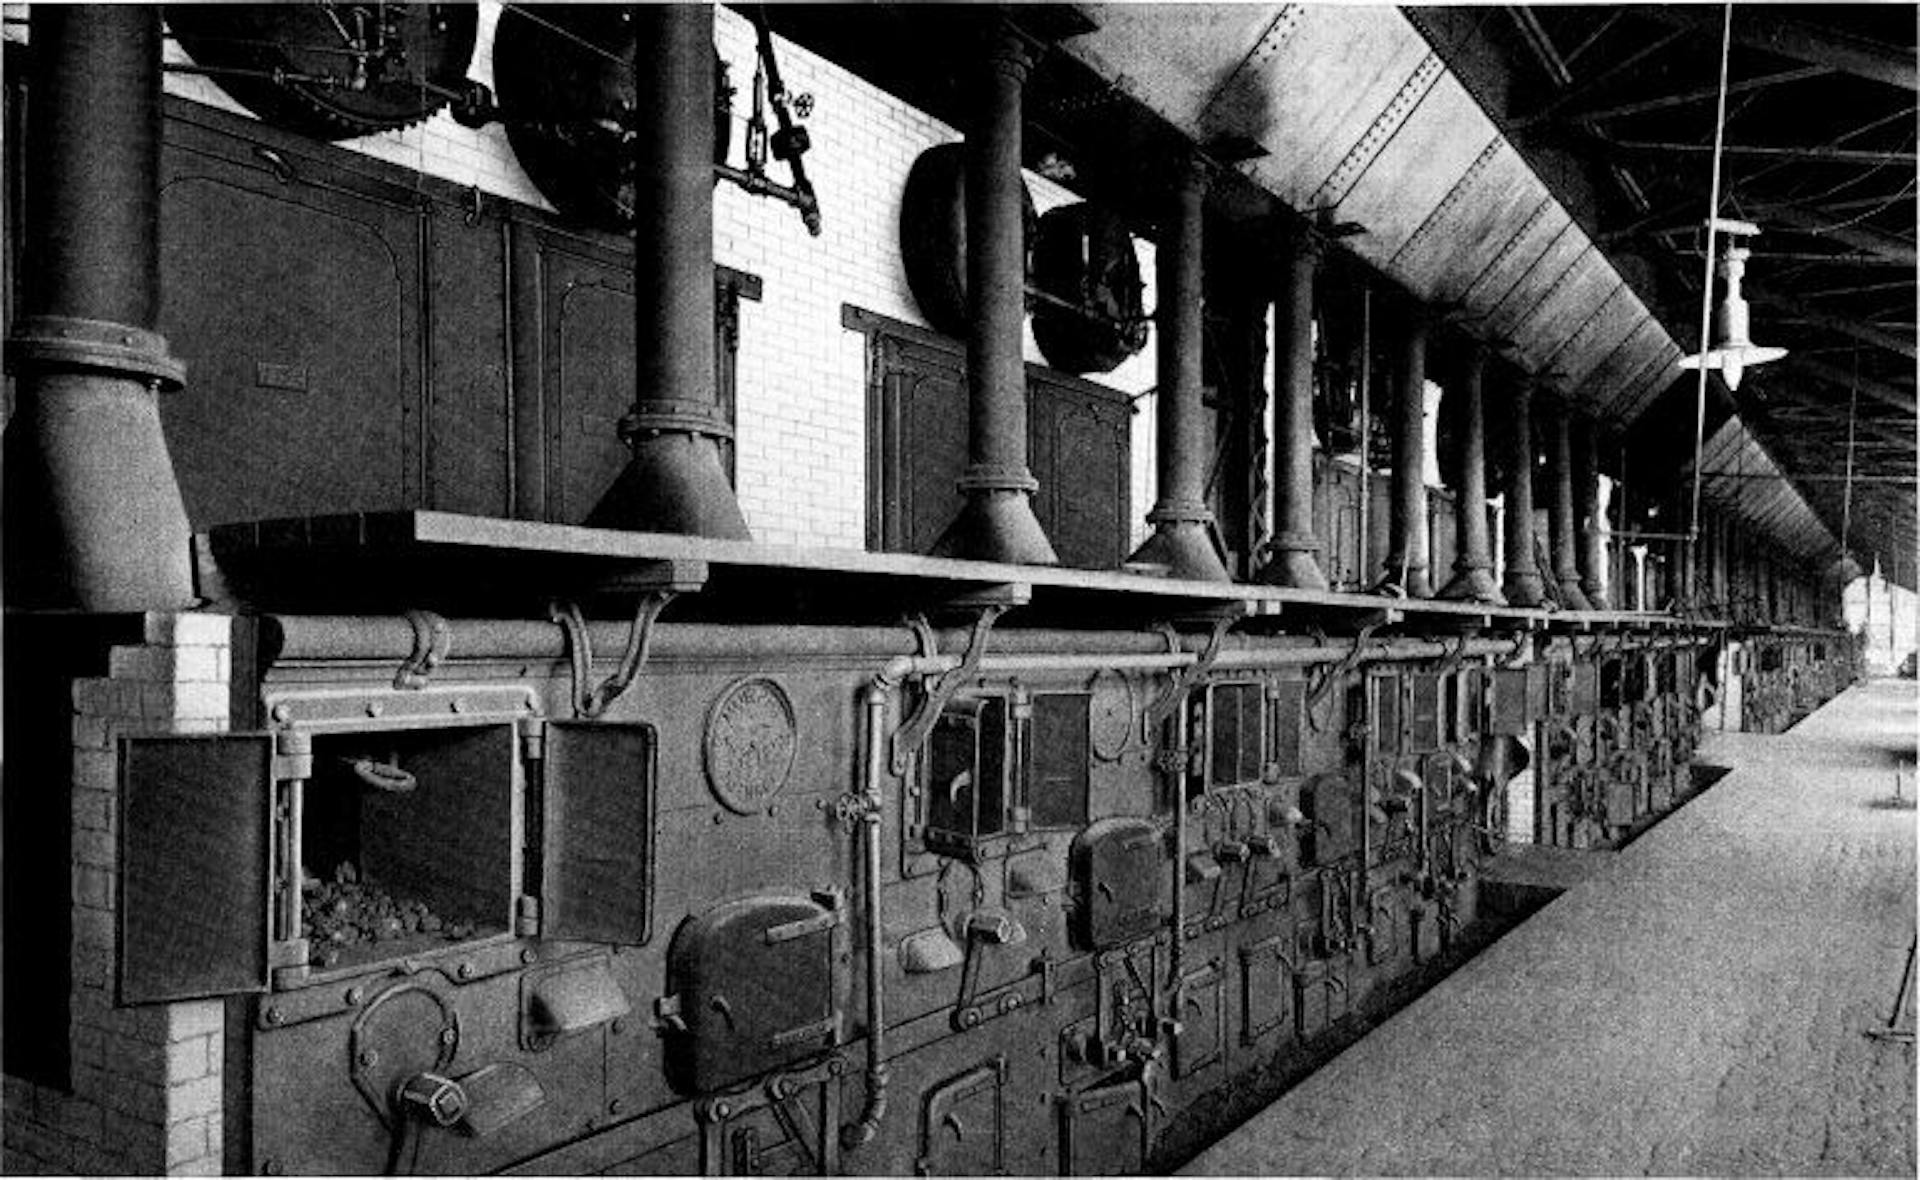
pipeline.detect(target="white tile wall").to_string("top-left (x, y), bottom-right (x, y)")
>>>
top-left (152, 3), bottom-right (1162, 552)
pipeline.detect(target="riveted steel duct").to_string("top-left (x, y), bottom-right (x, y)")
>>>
top-left (1129, 155), bottom-right (1227, 582)
top-left (1437, 342), bottom-right (1503, 604)
top-left (2, 6), bottom-right (195, 612)
top-left (587, 2), bottom-right (750, 540)
top-left (1376, 305), bottom-right (1430, 597)
top-left (1500, 375), bottom-right (1547, 607)
top-left (1259, 219), bottom-right (1328, 589)
top-left (1545, 398), bottom-right (1591, 610)
top-left (1575, 416), bottom-right (1611, 609)
top-left (931, 25), bottom-right (1056, 565)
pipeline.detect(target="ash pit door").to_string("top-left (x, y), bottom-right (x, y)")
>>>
top-left (539, 721), bottom-right (657, 946)
top-left (119, 734), bottom-right (275, 1004)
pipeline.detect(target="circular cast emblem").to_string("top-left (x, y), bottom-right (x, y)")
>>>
top-left (704, 677), bottom-right (797, 814)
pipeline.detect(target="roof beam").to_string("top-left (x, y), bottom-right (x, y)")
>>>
top-left (1747, 202), bottom-right (1918, 266)
top-left (1610, 140), bottom-right (1917, 166)
top-left (1510, 25), bottom-right (1689, 127)
top-left (1750, 288), bottom-right (1918, 359)
top-left (1642, 7), bottom-right (1919, 92)
top-left (1782, 356), bottom-right (1918, 416)
top-left (1557, 64), bottom-right (1830, 124)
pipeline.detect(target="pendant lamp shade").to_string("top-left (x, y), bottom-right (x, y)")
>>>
top-left (1677, 243), bottom-right (1787, 391)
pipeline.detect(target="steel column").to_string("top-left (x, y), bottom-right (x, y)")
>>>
top-left (588, 2), bottom-right (750, 539)
top-left (1377, 305), bottom-right (1431, 597)
top-left (1575, 415), bottom-right (1611, 609)
top-left (1259, 219), bottom-right (1329, 589)
top-left (2, 6), bottom-right (195, 611)
top-left (1130, 156), bottom-right (1227, 581)
top-left (932, 25), bottom-right (1056, 565)
top-left (1438, 342), bottom-right (1503, 604)
top-left (1546, 397), bottom-right (1592, 609)
top-left (1500, 375), bottom-right (1548, 606)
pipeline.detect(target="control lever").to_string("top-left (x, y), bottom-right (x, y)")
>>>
top-left (950, 908), bottom-right (1027, 1031)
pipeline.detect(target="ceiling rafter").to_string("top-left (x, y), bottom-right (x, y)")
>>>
top-left (1642, 6), bottom-right (1919, 92)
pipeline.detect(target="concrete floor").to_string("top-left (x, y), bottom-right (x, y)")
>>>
top-left (1184, 679), bottom-right (1918, 1177)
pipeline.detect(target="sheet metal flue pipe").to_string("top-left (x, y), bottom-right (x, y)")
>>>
top-left (587, 2), bottom-right (750, 539)
top-left (931, 23), bottom-right (1057, 565)
top-left (2, 6), bottom-right (195, 611)
top-left (1377, 304), bottom-right (1431, 597)
top-left (1546, 397), bottom-right (1592, 610)
top-left (1500, 374), bottom-right (1548, 606)
top-left (1129, 154), bottom-right (1228, 581)
top-left (1437, 341), bottom-right (1503, 604)
top-left (1575, 414), bottom-right (1611, 609)
top-left (1260, 219), bottom-right (1330, 589)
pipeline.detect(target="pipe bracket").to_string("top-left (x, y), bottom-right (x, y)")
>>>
top-left (1144, 617), bottom-right (1231, 735)
top-left (393, 609), bottom-right (451, 690)
top-left (889, 606), bottom-right (1005, 776)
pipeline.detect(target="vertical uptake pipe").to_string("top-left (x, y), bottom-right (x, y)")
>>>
top-left (1259, 219), bottom-right (1328, 589)
top-left (1437, 342), bottom-right (1502, 604)
top-left (1574, 415), bottom-right (1611, 609)
top-left (1546, 398), bottom-right (1591, 610)
top-left (1129, 155), bottom-right (1227, 581)
top-left (588, 2), bottom-right (750, 539)
top-left (931, 24), bottom-right (1056, 565)
top-left (2, 6), bottom-right (195, 611)
top-left (1500, 375), bottom-right (1547, 607)
top-left (1376, 305), bottom-right (1430, 597)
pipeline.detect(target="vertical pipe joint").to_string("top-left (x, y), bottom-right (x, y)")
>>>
top-left (1545, 396), bottom-right (1591, 610)
top-left (1375, 302), bottom-right (1431, 597)
top-left (1575, 416), bottom-right (1612, 609)
top-left (1501, 374), bottom-right (1547, 607)
top-left (931, 23), bottom-right (1056, 566)
top-left (2, 5), bottom-right (196, 611)
top-left (1258, 217), bottom-right (1329, 590)
top-left (1129, 154), bottom-right (1228, 582)
top-left (588, 2), bottom-right (750, 540)
top-left (1438, 341), bottom-right (1504, 604)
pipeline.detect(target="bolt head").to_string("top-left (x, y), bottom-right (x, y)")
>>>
top-left (440, 1027), bottom-right (458, 1046)
top-left (265, 1006), bottom-right (284, 1025)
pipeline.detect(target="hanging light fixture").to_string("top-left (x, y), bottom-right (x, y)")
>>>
top-left (1677, 220), bottom-right (1789, 392)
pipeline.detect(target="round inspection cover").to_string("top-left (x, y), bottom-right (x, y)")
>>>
top-left (491, 5), bottom-right (731, 231)
top-left (347, 979), bottom-right (459, 1127)
top-left (900, 142), bottom-right (1037, 339)
top-left (165, 4), bottom-right (478, 141)
top-left (1030, 202), bottom-right (1148, 375)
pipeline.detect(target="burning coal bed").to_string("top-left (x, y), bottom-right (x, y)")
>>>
top-left (301, 862), bottom-right (479, 969)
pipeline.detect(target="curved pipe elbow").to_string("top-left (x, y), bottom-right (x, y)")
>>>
top-left (840, 1066), bottom-right (890, 1151)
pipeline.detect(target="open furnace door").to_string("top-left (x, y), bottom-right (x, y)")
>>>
top-left (119, 734), bottom-right (275, 1004)
top-left (540, 721), bottom-right (656, 945)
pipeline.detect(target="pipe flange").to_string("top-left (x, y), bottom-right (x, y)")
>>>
top-left (954, 466), bottom-right (1040, 495)
top-left (1146, 498), bottom-right (1218, 527)
top-left (5, 316), bottom-right (187, 390)
top-left (1267, 530), bottom-right (1324, 555)
top-left (617, 403), bottom-right (736, 443)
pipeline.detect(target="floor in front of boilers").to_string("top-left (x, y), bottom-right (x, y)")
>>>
top-left (1183, 679), bottom-right (1919, 1177)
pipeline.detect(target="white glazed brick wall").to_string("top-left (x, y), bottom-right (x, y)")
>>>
top-left (155, 2), bottom-right (1162, 551)
top-left (3, 613), bottom-right (234, 1177)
